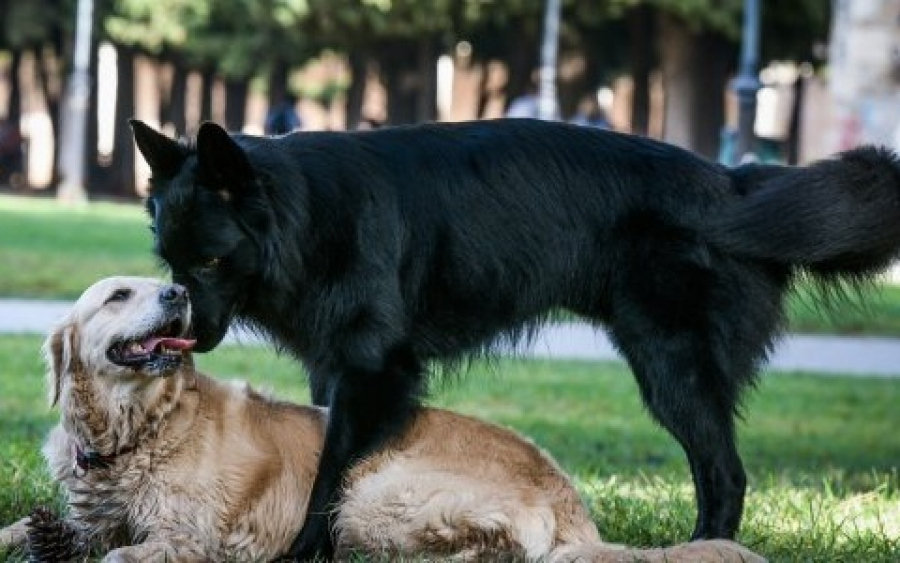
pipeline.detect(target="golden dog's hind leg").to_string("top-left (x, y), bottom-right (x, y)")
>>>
top-left (0, 517), bottom-right (30, 550)
top-left (550, 539), bottom-right (767, 562)
top-left (101, 539), bottom-right (208, 563)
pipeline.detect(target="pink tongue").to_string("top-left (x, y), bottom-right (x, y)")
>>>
top-left (142, 336), bottom-right (197, 352)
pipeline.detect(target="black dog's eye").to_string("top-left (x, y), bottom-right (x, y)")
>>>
top-left (193, 257), bottom-right (221, 277)
top-left (105, 288), bottom-right (132, 304)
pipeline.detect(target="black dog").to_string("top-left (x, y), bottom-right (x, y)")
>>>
top-left (131, 118), bottom-right (900, 559)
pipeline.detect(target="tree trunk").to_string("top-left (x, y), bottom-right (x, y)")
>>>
top-left (86, 38), bottom-right (100, 193)
top-left (109, 45), bottom-right (135, 197)
top-left (658, 12), bottom-right (732, 158)
top-left (48, 26), bottom-right (65, 182)
top-left (33, 44), bottom-right (62, 187)
top-left (380, 36), bottom-right (440, 125)
top-left (475, 61), bottom-right (491, 119)
top-left (381, 40), bottom-right (419, 125)
top-left (628, 4), bottom-right (654, 135)
top-left (1, 49), bottom-right (24, 186)
top-left (268, 59), bottom-right (290, 108)
top-left (786, 74), bottom-right (805, 165)
top-left (224, 79), bottom-right (248, 131)
top-left (415, 37), bottom-right (438, 123)
top-left (199, 68), bottom-right (214, 123)
top-left (162, 57), bottom-right (188, 135)
top-left (383, 65), bottom-right (416, 125)
top-left (6, 49), bottom-right (23, 123)
top-left (658, 13), bottom-right (693, 148)
top-left (556, 51), bottom-right (592, 120)
top-left (34, 45), bottom-right (60, 128)
top-left (503, 17), bottom-right (540, 110)
top-left (345, 51), bottom-right (367, 129)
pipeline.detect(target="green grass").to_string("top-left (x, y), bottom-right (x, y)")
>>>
top-left (787, 281), bottom-right (900, 336)
top-left (0, 195), bottom-right (162, 299)
top-left (3, 193), bottom-right (900, 335)
top-left (1, 336), bottom-right (898, 561)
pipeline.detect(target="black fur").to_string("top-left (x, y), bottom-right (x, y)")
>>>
top-left (131, 118), bottom-right (900, 559)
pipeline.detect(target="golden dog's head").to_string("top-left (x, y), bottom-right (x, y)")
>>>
top-left (45, 276), bottom-right (196, 407)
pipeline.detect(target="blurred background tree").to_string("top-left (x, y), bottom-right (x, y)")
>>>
top-left (0, 0), bottom-right (831, 198)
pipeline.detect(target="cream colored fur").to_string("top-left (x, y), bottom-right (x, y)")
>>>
top-left (0, 277), bottom-right (766, 562)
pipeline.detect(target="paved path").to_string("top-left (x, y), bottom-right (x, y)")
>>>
top-left (1, 298), bottom-right (898, 378)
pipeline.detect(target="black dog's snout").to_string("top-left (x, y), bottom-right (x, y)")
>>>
top-left (159, 284), bottom-right (187, 306)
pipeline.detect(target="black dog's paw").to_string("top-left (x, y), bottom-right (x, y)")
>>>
top-left (287, 541), bottom-right (333, 562)
top-left (286, 515), bottom-right (335, 562)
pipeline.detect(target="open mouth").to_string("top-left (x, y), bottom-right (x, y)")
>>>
top-left (107, 317), bottom-right (196, 371)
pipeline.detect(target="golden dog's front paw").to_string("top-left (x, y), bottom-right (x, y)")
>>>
top-left (102, 545), bottom-right (167, 563)
top-left (102, 540), bottom-right (205, 563)
top-left (0, 516), bottom-right (31, 549)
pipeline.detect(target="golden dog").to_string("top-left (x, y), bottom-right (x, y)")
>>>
top-left (0, 277), bottom-right (765, 562)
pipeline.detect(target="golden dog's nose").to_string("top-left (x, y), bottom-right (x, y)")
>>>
top-left (159, 284), bottom-right (187, 306)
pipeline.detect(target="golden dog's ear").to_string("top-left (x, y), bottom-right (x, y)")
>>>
top-left (43, 323), bottom-right (78, 407)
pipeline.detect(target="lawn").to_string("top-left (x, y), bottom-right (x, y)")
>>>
top-left (0, 335), bottom-right (898, 561)
top-left (3, 194), bottom-right (900, 335)
top-left (0, 195), bottom-right (163, 298)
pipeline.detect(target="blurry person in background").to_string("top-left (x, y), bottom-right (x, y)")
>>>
top-left (265, 93), bottom-right (303, 135)
top-left (355, 116), bottom-right (384, 131)
top-left (570, 93), bottom-right (611, 130)
top-left (506, 83), bottom-right (541, 119)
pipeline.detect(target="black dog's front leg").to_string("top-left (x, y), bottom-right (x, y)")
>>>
top-left (307, 370), bottom-right (332, 407)
top-left (289, 345), bottom-right (425, 560)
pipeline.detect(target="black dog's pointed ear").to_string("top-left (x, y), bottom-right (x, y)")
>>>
top-left (196, 121), bottom-right (254, 198)
top-left (130, 119), bottom-right (185, 178)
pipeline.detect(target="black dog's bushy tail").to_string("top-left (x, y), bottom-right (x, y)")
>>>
top-left (711, 146), bottom-right (900, 280)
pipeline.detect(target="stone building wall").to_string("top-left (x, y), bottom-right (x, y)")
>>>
top-left (829, 0), bottom-right (900, 151)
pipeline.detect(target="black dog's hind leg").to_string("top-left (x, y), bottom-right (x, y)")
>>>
top-left (289, 344), bottom-right (426, 560)
top-left (600, 215), bottom-right (778, 540)
top-left (611, 318), bottom-right (749, 539)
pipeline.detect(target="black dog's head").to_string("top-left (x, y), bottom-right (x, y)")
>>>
top-left (131, 121), bottom-right (270, 352)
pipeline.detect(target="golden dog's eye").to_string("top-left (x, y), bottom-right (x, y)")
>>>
top-left (105, 288), bottom-right (132, 304)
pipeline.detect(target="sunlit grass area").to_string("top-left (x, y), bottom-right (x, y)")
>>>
top-left (0, 195), bottom-right (162, 298)
top-left (1, 335), bottom-right (897, 561)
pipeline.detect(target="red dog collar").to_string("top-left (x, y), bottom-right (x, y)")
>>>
top-left (72, 444), bottom-right (132, 477)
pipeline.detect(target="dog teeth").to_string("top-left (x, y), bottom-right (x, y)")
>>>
top-left (128, 342), bottom-right (146, 354)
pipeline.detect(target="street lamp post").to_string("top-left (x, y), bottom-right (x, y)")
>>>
top-left (733, 0), bottom-right (761, 164)
top-left (537, 0), bottom-right (561, 121)
top-left (57, 0), bottom-right (94, 203)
